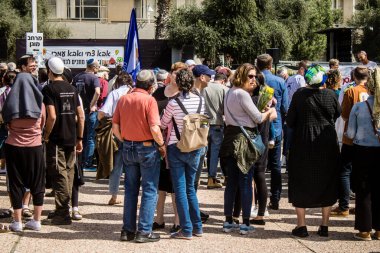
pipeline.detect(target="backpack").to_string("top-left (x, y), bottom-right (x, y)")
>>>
top-left (172, 94), bottom-right (210, 152)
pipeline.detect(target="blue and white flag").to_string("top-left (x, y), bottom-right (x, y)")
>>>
top-left (123, 8), bottom-right (141, 82)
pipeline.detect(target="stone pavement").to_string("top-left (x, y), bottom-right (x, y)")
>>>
top-left (0, 171), bottom-right (379, 253)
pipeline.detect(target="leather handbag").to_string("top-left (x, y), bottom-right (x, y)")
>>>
top-left (225, 91), bottom-right (265, 156)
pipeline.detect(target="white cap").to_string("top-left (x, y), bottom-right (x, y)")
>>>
top-left (48, 57), bottom-right (65, 75)
top-left (185, 59), bottom-right (196, 66)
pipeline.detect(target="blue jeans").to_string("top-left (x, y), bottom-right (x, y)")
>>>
top-left (83, 112), bottom-right (98, 167)
top-left (268, 134), bottom-right (282, 204)
top-left (224, 156), bottom-right (253, 219)
top-left (195, 146), bottom-right (207, 191)
top-left (122, 141), bottom-right (160, 233)
top-left (207, 125), bottom-right (224, 178)
top-left (168, 144), bottom-right (203, 236)
top-left (339, 144), bottom-right (353, 210)
top-left (109, 142), bottom-right (125, 195)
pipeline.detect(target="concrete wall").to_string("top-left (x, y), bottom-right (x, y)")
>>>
top-left (108, 0), bottom-right (134, 22)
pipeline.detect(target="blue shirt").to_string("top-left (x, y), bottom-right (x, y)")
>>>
top-left (346, 96), bottom-right (380, 147)
top-left (262, 70), bottom-right (289, 137)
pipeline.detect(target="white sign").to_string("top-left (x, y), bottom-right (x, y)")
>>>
top-left (42, 46), bottom-right (124, 68)
top-left (26, 32), bottom-right (43, 55)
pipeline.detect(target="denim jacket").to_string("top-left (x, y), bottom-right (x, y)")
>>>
top-left (346, 96), bottom-right (380, 147)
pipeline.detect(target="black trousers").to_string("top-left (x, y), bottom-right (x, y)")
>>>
top-left (352, 145), bottom-right (380, 232)
top-left (5, 144), bottom-right (45, 209)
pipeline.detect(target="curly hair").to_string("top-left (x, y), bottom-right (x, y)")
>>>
top-left (176, 69), bottom-right (194, 92)
top-left (325, 69), bottom-right (341, 90)
top-left (232, 63), bottom-right (255, 88)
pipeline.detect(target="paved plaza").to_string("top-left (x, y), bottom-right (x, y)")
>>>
top-left (0, 171), bottom-right (379, 253)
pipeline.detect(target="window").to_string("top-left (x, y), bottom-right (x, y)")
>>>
top-left (332, 0), bottom-right (344, 9)
top-left (67, 0), bottom-right (107, 20)
top-left (47, 0), bottom-right (57, 18)
top-left (135, 0), bottom-right (157, 20)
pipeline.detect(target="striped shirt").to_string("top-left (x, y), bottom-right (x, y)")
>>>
top-left (161, 92), bottom-right (206, 145)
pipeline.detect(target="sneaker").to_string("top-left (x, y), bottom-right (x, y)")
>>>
top-left (223, 222), bottom-right (239, 233)
top-left (170, 224), bottom-right (181, 234)
top-left (120, 230), bottom-right (135, 241)
top-left (25, 219), bottom-right (41, 231)
top-left (134, 231), bottom-right (160, 243)
top-left (373, 231), bottom-right (380, 240)
top-left (72, 210), bottom-right (82, 221)
top-left (170, 230), bottom-right (192, 240)
top-left (207, 178), bottom-right (222, 189)
top-left (152, 222), bottom-right (165, 230)
top-left (192, 229), bottom-right (203, 237)
top-left (239, 224), bottom-right (255, 235)
top-left (354, 232), bottom-right (372, 241)
top-left (330, 207), bottom-right (349, 217)
top-left (51, 215), bottom-right (72, 225)
top-left (9, 221), bottom-right (23, 232)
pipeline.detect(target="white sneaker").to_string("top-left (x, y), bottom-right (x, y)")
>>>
top-left (264, 208), bottom-right (270, 217)
top-left (9, 221), bottom-right (23, 232)
top-left (25, 219), bottom-right (41, 231)
top-left (250, 205), bottom-right (258, 217)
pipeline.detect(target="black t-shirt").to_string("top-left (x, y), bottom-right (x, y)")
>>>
top-left (73, 71), bottom-right (100, 113)
top-left (42, 80), bottom-right (80, 147)
top-left (152, 86), bottom-right (169, 115)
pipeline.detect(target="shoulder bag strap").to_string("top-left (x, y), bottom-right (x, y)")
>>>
top-left (365, 100), bottom-right (380, 143)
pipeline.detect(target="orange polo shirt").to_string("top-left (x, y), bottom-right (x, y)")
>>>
top-left (113, 88), bottom-right (160, 141)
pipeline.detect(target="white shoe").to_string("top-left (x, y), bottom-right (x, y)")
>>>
top-left (250, 205), bottom-right (258, 217)
top-left (9, 221), bottom-right (23, 232)
top-left (25, 219), bottom-right (41, 231)
top-left (264, 208), bottom-right (270, 217)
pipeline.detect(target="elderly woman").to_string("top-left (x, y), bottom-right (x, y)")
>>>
top-left (286, 65), bottom-right (341, 238)
top-left (347, 70), bottom-right (380, 241)
top-left (161, 68), bottom-right (205, 239)
top-left (220, 63), bottom-right (276, 235)
top-left (2, 72), bottom-right (46, 232)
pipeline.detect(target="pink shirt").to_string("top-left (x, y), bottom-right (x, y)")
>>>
top-left (6, 104), bottom-right (46, 147)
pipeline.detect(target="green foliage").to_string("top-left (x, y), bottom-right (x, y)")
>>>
top-left (350, 0), bottom-right (380, 61)
top-left (0, 0), bottom-right (70, 60)
top-left (166, 0), bottom-right (335, 64)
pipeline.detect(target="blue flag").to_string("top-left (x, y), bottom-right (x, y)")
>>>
top-left (123, 8), bottom-right (141, 82)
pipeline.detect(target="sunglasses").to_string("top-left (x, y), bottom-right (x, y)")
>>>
top-left (248, 74), bottom-right (258, 81)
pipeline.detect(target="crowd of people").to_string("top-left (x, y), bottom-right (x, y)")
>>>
top-left (0, 50), bottom-right (379, 243)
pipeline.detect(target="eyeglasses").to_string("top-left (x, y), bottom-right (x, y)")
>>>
top-left (248, 74), bottom-right (256, 80)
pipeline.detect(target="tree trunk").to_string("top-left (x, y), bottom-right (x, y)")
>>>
top-left (155, 0), bottom-right (171, 39)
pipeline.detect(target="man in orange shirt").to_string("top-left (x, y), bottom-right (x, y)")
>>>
top-left (112, 69), bottom-right (165, 243)
top-left (331, 66), bottom-right (369, 217)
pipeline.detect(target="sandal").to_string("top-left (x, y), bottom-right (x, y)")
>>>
top-left (22, 208), bottom-right (33, 218)
top-left (108, 198), bottom-right (122, 205)
top-left (0, 210), bottom-right (13, 219)
top-left (0, 224), bottom-right (10, 233)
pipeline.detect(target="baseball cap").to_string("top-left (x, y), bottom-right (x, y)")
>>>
top-left (192, 65), bottom-right (215, 77)
top-left (48, 57), bottom-right (65, 75)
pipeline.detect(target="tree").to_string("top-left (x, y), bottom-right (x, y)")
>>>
top-left (350, 0), bottom-right (380, 61)
top-left (166, 0), bottom-right (335, 64)
top-left (0, 0), bottom-right (69, 60)
top-left (155, 0), bottom-right (171, 39)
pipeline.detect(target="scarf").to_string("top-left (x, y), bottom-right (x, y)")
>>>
top-left (2, 73), bottom-right (43, 123)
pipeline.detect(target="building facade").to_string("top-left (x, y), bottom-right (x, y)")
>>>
top-left (47, 0), bottom-right (202, 39)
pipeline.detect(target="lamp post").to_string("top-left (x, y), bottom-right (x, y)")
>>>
top-left (32, 0), bottom-right (37, 33)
